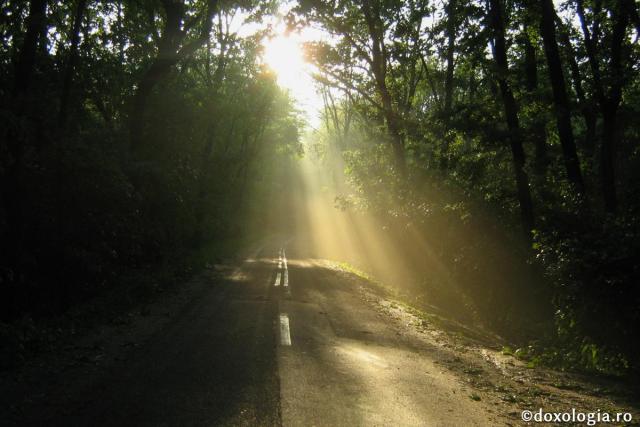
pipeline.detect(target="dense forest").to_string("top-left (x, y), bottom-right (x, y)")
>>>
top-left (1, 0), bottom-right (639, 378)
top-left (296, 0), bottom-right (640, 375)
top-left (0, 0), bottom-right (301, 320)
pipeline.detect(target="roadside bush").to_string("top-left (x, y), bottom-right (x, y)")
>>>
top-left (535, 212), bottom-right (640, 373)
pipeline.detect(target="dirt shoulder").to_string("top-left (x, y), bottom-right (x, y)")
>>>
top-left (327, 260), bottom-right (640, 426)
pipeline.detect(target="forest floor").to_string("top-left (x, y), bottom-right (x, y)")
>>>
top-left (1, 241), bottom-right (639, 426)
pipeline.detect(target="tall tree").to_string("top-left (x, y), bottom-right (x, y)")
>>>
top-left (538, 0), bottom-right (584, 193)
top-left (360, 0), bottom-right (406, 174)
top-left (58, 0), bottom-right (89, 131)
top-left (440, 0), bottom-right (458, 171)
top-left (11, 0), bottom-right (47, 102)
top-left (2, 0), bottom-right (48, 275)
top-left (519, 8), bottom-right (548, 175)
top-left (297, 0), bottom-right (433, 176)
top-left (487, 0), bottom-right (535, 236)
top-left (555, 14), bottom-right (597, 152)
top-left (576, 0), bottom-right (631, 212)
top-left (129, 0), bottom-right (218, 156)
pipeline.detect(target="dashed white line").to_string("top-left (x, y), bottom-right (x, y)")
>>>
top-left (277, 247), bottom-right (292, 345)
top-left (279, 313), bottom-right (292, 346)
top-left (274, 271), bottom-right (282, 287)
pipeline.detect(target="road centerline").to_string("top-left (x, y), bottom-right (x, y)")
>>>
top-left (274, 271), bottom-right (282, 287)
top-left (279, 313), bottom-right (292, 346)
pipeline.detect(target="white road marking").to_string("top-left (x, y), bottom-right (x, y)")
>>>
top-left (277, 248), bottom-right (292, 344)
top-left (279, 313), bottom-right (292, 346)
top-left (282, 249), bottom-right (290, 294)
top-left (274, 271), bottom-right (282, 287)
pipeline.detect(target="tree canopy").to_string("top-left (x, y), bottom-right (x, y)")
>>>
top-left (1, 0), bottom-right (640, 375)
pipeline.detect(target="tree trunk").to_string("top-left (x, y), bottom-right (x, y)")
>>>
top-left (555, 15), bottom-right (596, 152)
top-left (539, 0), bottom-right (584, 194)
top-left (521, 23), bottom-right (548, 175)
top-left (193, 27), bottom-right (230, 247)
top-left (129, 58), bottom-right (176, 155)
top-left (116, 1), bottom-right (125, 63)
top-left (440, 0), bottom-right (456, 171)
top-left (599, 3), bottom-right (629, 213)
top-left (361, 0), bottom-right (406, 175)
top-left (576, 0), bottom-right (606, 107)
top-left (12, 0), bottom-right (47, 102)
top-left (488, 0), bottom-right (535, 238)
top-left (58, 0), bottom-right (88, 131)
top-left (443, 1), bottom-right (456, 114)
top-left (576, 0), bottom-right (629, 212)
top-left (376, 56), bottom-right (405, 174)
top-left (129, 0), bottom-right (217, 157)
top-left (2, 0), bottom-right (48, 289)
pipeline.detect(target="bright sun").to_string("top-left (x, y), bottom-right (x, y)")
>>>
top-left (263, 35), bottom-right (306, 91)
top-left (262, 30), bottom-right (323, 127)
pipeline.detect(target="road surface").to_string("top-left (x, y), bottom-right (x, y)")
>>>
top-left (3, 242), bottom-right (638, 426)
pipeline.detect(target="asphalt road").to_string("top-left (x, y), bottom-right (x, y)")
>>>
top-left (6, 243), bottom-right (506, 426)
top-left (276, 250), bottom-right (495, 426)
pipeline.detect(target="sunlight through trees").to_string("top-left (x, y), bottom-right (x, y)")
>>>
top-left (1, 0), bottom-right (639, 377)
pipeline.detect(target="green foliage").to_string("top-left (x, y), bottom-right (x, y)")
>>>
top-left (0, 1), bottom-right (301, 324)
top-left (301, 0), bottom-right (640, 375)
top-left (2, 0), bottom-right (640, 378)
top-left (534, 212), bottom-right (640, 373)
